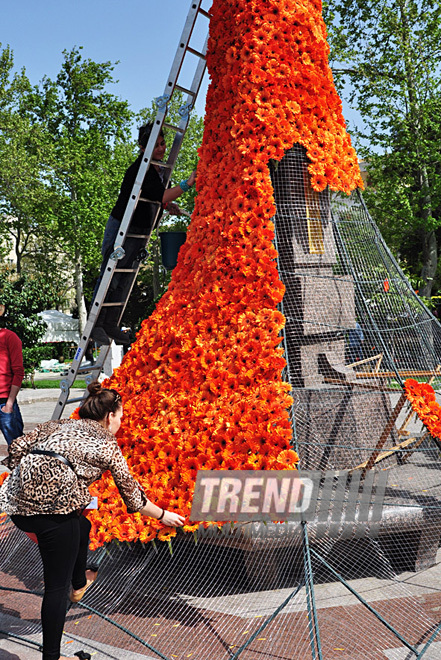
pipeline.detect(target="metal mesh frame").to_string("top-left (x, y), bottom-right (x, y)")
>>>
top-left (2, 147), bottom-right (441, 658)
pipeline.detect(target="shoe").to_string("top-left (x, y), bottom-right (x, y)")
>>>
top-left (69, 569), bottom-right (98, 603)
top-left (103, 324), bottom-right (132, 345)
top-left (74, 652), bottom-right (91, 660)
top-left (90, 326), bottom-right (110, 345)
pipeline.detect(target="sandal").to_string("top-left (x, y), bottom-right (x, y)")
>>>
top-left (69, 569), bottom-right (98, 603)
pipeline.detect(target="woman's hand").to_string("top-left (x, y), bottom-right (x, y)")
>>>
top-left (187, 170), bottom-right (196, 187)
top-left (140, 501), bottom-right (185, 526)
top-left (166, 201), bottom-right (183, 216)
top-left (161, 510), bottom-right (185, 527)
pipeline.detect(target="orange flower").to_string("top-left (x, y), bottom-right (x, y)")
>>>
top-left (76, 0), bottom-right (366, 549)
top-left (404, 378), bottom-right (441, 440)
top-left (275, 449), bottom-right (300, 469)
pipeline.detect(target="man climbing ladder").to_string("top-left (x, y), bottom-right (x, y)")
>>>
top-left (91, 122), bottom-right (196, 346)
top-left (52, 0), bottom-right (209, 419)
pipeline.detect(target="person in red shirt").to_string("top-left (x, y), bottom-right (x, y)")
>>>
top-left (0, 303), bottom-right (24, 445)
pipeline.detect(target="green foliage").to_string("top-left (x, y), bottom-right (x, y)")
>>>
top-left (26, 47), bottom-right (135, 266)
top-left (0, 270), bottom-right (59, 375)
top-left (0, 45), bottom-right (204, 332)
top-left (324, 0), bottom-right (441, 297)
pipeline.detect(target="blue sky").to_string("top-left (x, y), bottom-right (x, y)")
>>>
top-left (2, 0), bottom-right (360, 138)
top-left (1, 0), bottom-right (211, 119)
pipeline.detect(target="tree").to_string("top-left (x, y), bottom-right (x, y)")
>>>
top-left (25, 47), bottom-right (134, 331)
top-left (0, 44), bottom-right (52, 273)
top-left (324, 0), bottom-right (441, 296)
top-left (0, 270), bottom-right (59, 376)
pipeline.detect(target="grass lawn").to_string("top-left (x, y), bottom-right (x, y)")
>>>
top-left (22, 378), bottom-right (87, 389)
top-left (389, 376), bottom-right (441, 389)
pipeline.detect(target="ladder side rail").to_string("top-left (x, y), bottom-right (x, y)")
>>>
top-left (51, 252), bottom-right (125, 419)
top-left (112, 1), bottom-right (208, 249)
top-left (108, 53), bottom-right (210, 328)
top-left (105, 216), bottom-right (161, 331)
top-left (92, 3), bottom-right (209, 331)
top-left (164, 37), bottom-right (208, 181)
top-left (162, 1), bottom-right (205, 99)
top-left (107, 23), bottom-right (210, 320)
top-left (52, 344), bottom-right (113, 419)
top-left (112, 125), bottom-right (166, 253)
top-left (52, 0), bottom-right (209, 419)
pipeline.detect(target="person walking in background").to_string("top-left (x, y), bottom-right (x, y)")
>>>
top-left (0, 302), bottom-right (24, 445)
top-left (0, 380), bottom-right (185, 660)
top-left (346, 321), bottom-right (365, 364)
top-left (92, 122), bottom-right (196, 346)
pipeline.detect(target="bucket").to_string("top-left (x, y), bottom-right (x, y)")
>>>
top-left (159, 232), bottom-right (187, 270)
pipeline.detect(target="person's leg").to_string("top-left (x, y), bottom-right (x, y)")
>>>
top-left (71, 515), bottom-right (92, 590)
top-left (12, 513), bottom-right (80, 660)
top-left (91, 216), bottom-right (121, 344)
top-left (0, 401), bottom-right (24, 446)
top-left (101, 236), bottom-right (145, 343)
top-left (93, 215), bottom-right (121, 300)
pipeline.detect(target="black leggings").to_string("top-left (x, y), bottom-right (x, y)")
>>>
top-left (11, 512), bottom-right (91, 660)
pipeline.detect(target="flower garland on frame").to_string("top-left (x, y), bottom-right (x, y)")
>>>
top-left (69, 0), bottom-right (363, 549)
top-left (203, 0), bottom-right (364, 193)
top-left (0, 2), bottom-right (365, 547)
top-left (404, 379), bottom-right (441, 439)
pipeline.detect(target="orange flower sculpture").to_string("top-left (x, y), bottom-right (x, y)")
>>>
top-left (404, 379), bottom-right (441, 439)
top-left (83, 0), bottom-right (362, 549)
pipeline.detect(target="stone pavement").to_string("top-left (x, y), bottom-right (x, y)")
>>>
top-left (1, 389), bottom-right (441, 659)
top-left (0, 387), bottom-right (160, 659)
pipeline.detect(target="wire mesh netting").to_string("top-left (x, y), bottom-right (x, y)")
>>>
top-left (2, 144), bottom-right (441, 659)
top-left (2, 510), bottom-right (441, 659)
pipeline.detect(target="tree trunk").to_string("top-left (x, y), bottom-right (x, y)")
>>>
top-left (152, 235), bottom-right (161, 300)
top-left (420, 228), bottom-right (437, 298)
top-left (14, 224), bottom-right (22, 274)
top-left (74, 246), bottom-right (88, 333)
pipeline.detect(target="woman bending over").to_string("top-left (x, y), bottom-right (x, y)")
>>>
top-left (0, 381), bottom-right (184, 660)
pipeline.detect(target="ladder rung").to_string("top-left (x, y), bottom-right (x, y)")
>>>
top-left (126, 233), bottom-right (149, 238)
top-left (148, 161), bottom-right (173, 169)
top-left (114, 268), bottom-right (139, 273)
top-left (77, 365), bottom-right (101, 374)
top-left (138, 196), bottom-right (162, 203)
top-left (101, 302), bottom-right (125, 307)
top-left (163, 122), bottom-right (185, 133)
top-left (198, 7), bottom-right (210, 17)
top-left (66, 396), bottom-right (87, 405)
top-left (175, 84), bottom-right (196, 97)
top-left (187, 46), bottom-right (206, 60)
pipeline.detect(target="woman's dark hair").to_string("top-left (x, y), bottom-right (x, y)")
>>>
top-left (79, 381), bottom-right (122, 422)
top-left (137, 122), bottom-right (164, 149)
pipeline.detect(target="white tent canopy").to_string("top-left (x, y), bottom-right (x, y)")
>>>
top-left (38, 310), bottom-right (80, 343)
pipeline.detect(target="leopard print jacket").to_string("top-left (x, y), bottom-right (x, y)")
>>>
top-left (0, 418), bottom-right (147, 516)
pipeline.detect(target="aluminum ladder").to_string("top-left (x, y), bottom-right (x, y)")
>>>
top-left (52, 0), bottom-right (209, 420)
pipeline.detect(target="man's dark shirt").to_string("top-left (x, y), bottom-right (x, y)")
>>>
top-left (111, 154), bottom-right (166, 232)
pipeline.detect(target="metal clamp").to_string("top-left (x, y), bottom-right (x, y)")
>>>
top-left (60, 379), bottom-right (70, 394)
top-left (110, 246), bottom-right (126, 260)
top-left (178, 101), bottom-right (193, 119)
top-left (155, 94), bottom-right (171, 110)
